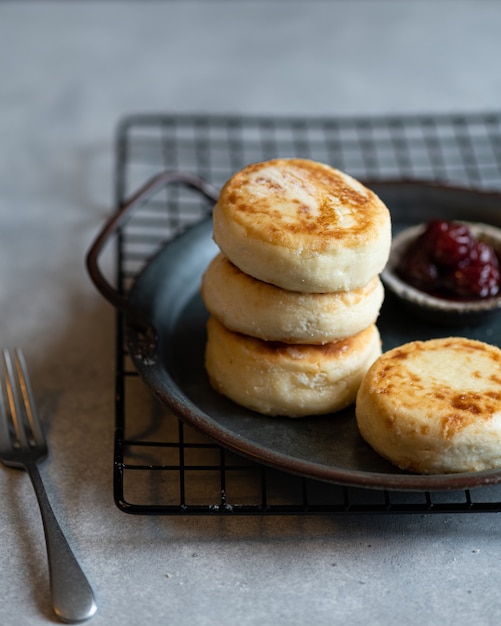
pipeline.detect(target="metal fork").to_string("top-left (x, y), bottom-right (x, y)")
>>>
top-left (0, 349), bottom-right (97, 623)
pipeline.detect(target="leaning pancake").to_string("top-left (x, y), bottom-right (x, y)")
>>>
top-left (201, 252), bottom-right (385, 343)
top-left (355, 337), bottom-right (501, 474)
top-left (212, 158), bottom-right (391, 293)
top-left (205, 316), bottom-right (382, 417)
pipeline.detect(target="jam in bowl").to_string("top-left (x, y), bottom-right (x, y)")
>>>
top-left (381, 220), bottom-right (501, 325)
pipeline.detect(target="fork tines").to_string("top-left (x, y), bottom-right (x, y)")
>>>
top-left (0, 349), bottom-right (43, 450)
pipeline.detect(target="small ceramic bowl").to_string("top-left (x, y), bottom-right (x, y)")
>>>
top-left (381, 221), bottom-right (501, 326)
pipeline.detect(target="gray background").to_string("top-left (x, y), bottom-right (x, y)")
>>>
top-left (1, 2), bottom-right (501, 625)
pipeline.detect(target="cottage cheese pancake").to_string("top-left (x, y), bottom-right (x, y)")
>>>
top-left (201, 252), bottom-right (385, 343)
top-left (212, 158), bottom-right (391, 292)
top-left (356, 337), bottom-right (501, 474)
top-left (205, 316), bottom-right (382, 417)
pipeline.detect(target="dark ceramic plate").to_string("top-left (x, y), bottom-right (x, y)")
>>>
top-left (127, 181), bottom-right (501, 491)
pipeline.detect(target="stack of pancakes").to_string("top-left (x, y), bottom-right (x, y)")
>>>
top-left (201, 158), bottom-right (392, 417)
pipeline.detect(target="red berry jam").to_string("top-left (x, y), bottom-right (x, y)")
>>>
top-left (397, 220), bottom-right (501, 300)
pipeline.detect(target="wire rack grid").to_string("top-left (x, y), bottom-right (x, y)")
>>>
top-left (112, 111), bottom-right (501, 515)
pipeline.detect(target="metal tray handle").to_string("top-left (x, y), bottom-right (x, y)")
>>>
top-left (86, 170), bottom-right (219, 335)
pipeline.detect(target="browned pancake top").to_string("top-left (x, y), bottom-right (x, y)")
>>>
top-left (210, 317), bottom-right (377, 363)
top-left (366, 337), bottom-right (501, 440)
top-left (215, 158), bottom-right (389, 251)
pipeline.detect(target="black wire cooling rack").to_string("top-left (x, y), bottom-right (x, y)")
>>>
top-left (113, 111), bottom-right (501, 515)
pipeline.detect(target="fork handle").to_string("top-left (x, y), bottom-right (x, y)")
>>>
top-left (27, 463), bottom-right (97, 623)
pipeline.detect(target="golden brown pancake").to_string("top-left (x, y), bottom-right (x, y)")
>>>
top-left (212, 158), bottom-right (391, 293)
top-left (201, 252), bottom-right (385, 343)
top-left (356, 337), bottom-right (501, 473)
top-left (205, 316), bottom-right (382, 417)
